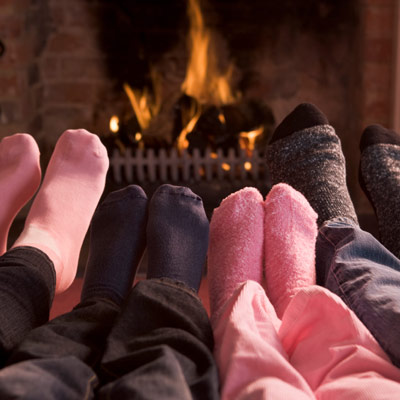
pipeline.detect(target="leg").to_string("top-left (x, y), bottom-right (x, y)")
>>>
top-left (208, 187), bottom-right (264, 322)
top-left (12, 129), bottom-right (109, 293)
top-left (280, 286), bottom-right (400, 399)
top-left (264, 183), bottom-right (318, 318)
top-left (316, 217), bottom-right (400, 367)
top-left (265, 102), bottom-right (358, 227)
top-left (0, 247), bottom-right (55, 364)
top-left (359, 124), bottom-right (400, 258)
top-left (0, 186), bottom-right (148, 398)
top-left (98, 185), bottom-right (219, 399)
top-left (208, 187), bottom-right (314, 399)
top-left (0, 133), bottom-right (41, 255)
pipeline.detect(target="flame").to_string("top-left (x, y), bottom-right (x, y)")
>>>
top-left (177, 0), bottom-right (237, 151)
top-left (109, 115), bottom-right (120, 133)
top-left (239, 127), bottom-right (264, 156)
top-left (244, 161), bottom-right (252, 171)
top-left (181, 0), bottom-right (235, 106)
top-left (135, 132), bottom-right (142, 142)
top-left (221, 162), bottom-right (231, 171)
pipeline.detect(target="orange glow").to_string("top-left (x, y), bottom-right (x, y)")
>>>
top-left (109, 115), bottom-right (120, 133)
top-left (210, 152), bottom-right (218, 159)
top-left (181, 0), bottom-right (236, 106)
top-left (239, 127), bottom-right (264, 156)
top-left (135, 132), bottom-right (142, 142)
top-left (221, 163), bottom-right (231, 171)
top-left (244, 161), bottom-right (252, 171)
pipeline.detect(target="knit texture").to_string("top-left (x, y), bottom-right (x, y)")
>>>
top-left (81, 185), bottom-right (148, 305)
top-left (264, 183), bottom-right (318, 318)
top-left (360, 143), bottom-right (400, 258)
top-left (208, 187), bottom-right (264, 323)
top-left (0, 134), bottom-right (41, 255)
top-left (266, 125), bottom-right (358, 227)
top-left (146, 184), bottom-right (209, 293)
top-left (12, 129), bottom-right (109, 293)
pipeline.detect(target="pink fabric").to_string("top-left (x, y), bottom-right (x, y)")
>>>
top-left (264, 183), bottom-right (318, 318)
top-left (208, 187), bottom-right (264, 322)
top-left (13, 129), bottom-right (109, 293)
top-left (0, 134), bottom-right (41, 255)
top-left (213, 281), bottom-right (400, 400)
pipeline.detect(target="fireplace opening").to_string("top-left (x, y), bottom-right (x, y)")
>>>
top-left (1, 0), bottom-right (397, 239)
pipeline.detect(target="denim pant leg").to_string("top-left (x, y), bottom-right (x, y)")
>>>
top-left (316, 217), bottom-right (400, 367)
top-left (0, 297), bottom-right (121, 399)
top-left (0, 246), bottom-right (55, 364)
top-left (98, 278), bottom-right (220, 400)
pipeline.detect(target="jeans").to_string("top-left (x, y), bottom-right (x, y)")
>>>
top-left (0, 270), bottom-right (219, 399)
top-left (316, 217), bottom-right (400, 367)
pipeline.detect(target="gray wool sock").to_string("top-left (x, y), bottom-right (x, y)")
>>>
top-left (360, 143), bottom-right (400, 258)
top-left (146, 184), bottom-right (209, 292)
top-left (266, 125), bottom-right (359, 227)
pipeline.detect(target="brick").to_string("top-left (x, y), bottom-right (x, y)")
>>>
top-left (363, 63), bottom-right (391, 91)
top-left (363, 5), bottom-right (394, 39)
top-left (0, 16), bottom-right (23, 39)
top-left (364, 37), bottom-right (394, 63)
top-left (46, 32), bottom-right (88, 54)
top-left (41, 57), bottom-right (60, 79)
top-left (43, 82), bottom-right (100, 104)
top-left (46, 31), bottom-right (102, 56)
top-left (0, 72), bottom-right (19, 96)
top-left (58, 57), bottom-right (107, 80)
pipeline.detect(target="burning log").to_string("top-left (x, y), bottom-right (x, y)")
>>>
top-left (172, 95), bottom-right (275, 154)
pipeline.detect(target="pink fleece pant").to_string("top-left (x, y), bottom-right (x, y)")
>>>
top-left (213, 281), bottom-right (400, 400)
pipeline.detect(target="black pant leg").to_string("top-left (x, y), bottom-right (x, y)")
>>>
top-left (0, 247), bottom-right (55, 364)
top-left (98, 278), bottom-right (220, 400)
top-left (0, 298), bottom-right (121, 399)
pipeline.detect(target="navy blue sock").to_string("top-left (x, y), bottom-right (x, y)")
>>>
top-left (146, 184), bottom-right (209, 292)
top-left (81, 185), bottom-right (148, 305)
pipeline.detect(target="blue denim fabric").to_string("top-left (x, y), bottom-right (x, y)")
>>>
top-left (316, 217), bottom-right (400, 367)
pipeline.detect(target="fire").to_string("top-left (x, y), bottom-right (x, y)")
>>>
top-left (177, 0), bottom-right (238, 151)
top-left (109, 115), bottom-right (119, 133)
top-left (244, 161), bottom-right (252, 171)
top-left (239, 127), bottom-right (264, 156)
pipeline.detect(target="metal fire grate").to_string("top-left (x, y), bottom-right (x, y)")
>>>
top-left (110, 147), bottom-right (267, 183)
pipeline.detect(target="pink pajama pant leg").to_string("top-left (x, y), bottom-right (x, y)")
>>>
top-left (280, 286), bottom-right (400, 399)
top-left (212, 280), bottom-right (315, 400)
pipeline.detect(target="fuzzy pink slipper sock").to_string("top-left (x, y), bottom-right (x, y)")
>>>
top-left (0, 134), bottom-right (41, 255)
top-left (208, 187), bottom-right (264, 322)
top-left (264, 183), bottom-right (318, 319)
top-left (12, 129), bottom-right (109, 293)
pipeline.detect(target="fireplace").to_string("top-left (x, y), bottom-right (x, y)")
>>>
top-left (0, 0), bottom-right (399, 232)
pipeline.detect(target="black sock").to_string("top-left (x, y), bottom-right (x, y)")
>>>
top-left (266, 102), bottom-right (358, 227)
top-left (81, 185), bottom-right (148, 305)
top-left (359, 124), bottom-right (400, 258)
top-left (146, 184), bottom-right (209, 292)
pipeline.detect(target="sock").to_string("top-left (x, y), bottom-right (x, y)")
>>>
top-left (0, 134), bottom-right (41, 255)
top-left (81, 185), bottom-right (148, 305)
top-left (12, 129), bottom-right (109, 293)
top-left (208, 187), bottom-right (264, 321)
top-left (264, 183), bottom-right (318, 318)
top-left (266, 102), bottom-right (358, 227)
top-left (359, 124), bottom-right (400, 258)
top-left (146, 184), bottom-right (209, 292)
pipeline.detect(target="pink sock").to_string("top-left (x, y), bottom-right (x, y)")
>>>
top-left (0, 134), bottom-right (41, 255)
top-left (208, 187), bottom-right (264, 322)
top-left (12, 129), bottom-right (109, 293)
top-left (264, 183), bottom-right (318, 318)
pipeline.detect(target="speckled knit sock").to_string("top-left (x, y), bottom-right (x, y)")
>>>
top-left (359, 124), bottom-right (400, 258)
top-left (266, 103), bottom-right (358, 227)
